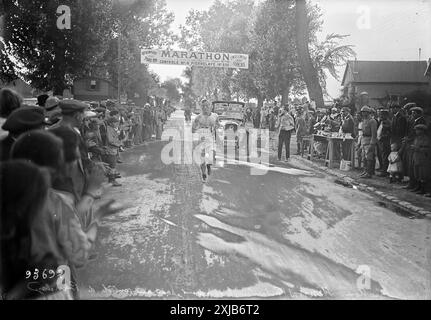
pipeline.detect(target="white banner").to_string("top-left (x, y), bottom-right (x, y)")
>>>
top-left (141, 49), bottom-right (249, 69)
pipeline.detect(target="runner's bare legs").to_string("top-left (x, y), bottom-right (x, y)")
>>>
top-left (192, 99), bottom-right (219, 182)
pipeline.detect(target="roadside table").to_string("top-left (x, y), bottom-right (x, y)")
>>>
top-left (307, 134), bottom-right (355, 169)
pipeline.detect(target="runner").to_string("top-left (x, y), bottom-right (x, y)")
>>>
top-left (184, 106), bottom-right (192, 124)
top-left (192, 99), bottom-right (219, 182)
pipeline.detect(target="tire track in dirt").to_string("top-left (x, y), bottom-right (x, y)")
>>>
top-left (170, 163), bottom-right (204, 295)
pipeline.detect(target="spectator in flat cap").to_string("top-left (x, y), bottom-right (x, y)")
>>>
top-left (58, 99), bottom-right (87, 115)
top-left (376, 108), bottom-right (391, 176)
top-left (0, 106), bottom-right (47, 161)
top-left (104, 116), bottom-right (122, 187)
top-left (402, 105), bottom-right (427, 191)
top-left (339, 107), bottom-right (355, 160)
top-left (51, 99), bottom-right (92, 198)
top-left (359, 92), bottom-right (369, 108)
top-left (109, 110), bottom-right (119, 117)
top-left (0, 88), bottom-right (23, 119)
top-left (402, 102), bottom-right (416, 110)
top-left (358, 105), bottom-right (378, 178)
top-left (45, 96), bottom-right (60, 112)
top-left (390, 104), bottom-right (408, 147)
top-left (0, 88), bottom-right (24, 140)
top-left (44, 96), bottom-right (61, 126)
top-left (36, 94), bottom-right (49, 107)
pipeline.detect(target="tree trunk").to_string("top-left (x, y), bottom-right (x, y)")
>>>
top-left (281, 86), bottom-right (290, 106)
top-left (295, 0), bottom-right (324, 109)
top-left (257, 97), bottom-right (263, 109)
top-left (53, 44), bottom-right (66, 96)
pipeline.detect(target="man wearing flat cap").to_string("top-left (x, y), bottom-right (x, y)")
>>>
top-left (50, 99), bottom-right (91, 198)
top-left (44, 96), bottom-right (61, 125)
top-left (359, 92), bottom-right (369, 109)
top-left (390, 104), bottom-right (408, 146)
top-left (339, 107), bottom-right (355, 161)
top-left (358, 106), bottom-right (377, 178)
top-left (376, 109), bottom-right (391, 176)
top-left (402, 105), bottom-right (427, 191)
top-left (104, 116), bottom-right (122, 186)
top-left (0, 106), bottom-right (47, 161)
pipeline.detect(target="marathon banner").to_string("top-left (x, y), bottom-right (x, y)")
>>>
top-left (141, 49), bottom-right (249, 69)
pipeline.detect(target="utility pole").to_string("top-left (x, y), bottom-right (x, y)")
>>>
top-left (118, 29), bottom-right (121, 103)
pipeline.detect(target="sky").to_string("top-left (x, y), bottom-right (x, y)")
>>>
top-left (149, 0), bottom-right (431, 98)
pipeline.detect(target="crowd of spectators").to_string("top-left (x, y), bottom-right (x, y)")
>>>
top-left (0, 87), bottom-right (174, 299)
top-left (247, 94), bottom-right (431, 197)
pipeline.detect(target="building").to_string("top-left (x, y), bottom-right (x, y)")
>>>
top-left (425, 58), bottom-right (431, 77)
top-left (341, 60), bottom-right (431, 110)
top-left (72, 77), bottom-right (117, 101)
top-left (0, 78), bottom-right (42, 98)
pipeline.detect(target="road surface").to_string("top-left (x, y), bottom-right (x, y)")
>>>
top-left (78, 110), bottom-right (431, 299)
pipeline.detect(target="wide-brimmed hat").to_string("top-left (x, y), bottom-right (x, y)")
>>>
top-left (44, 96), bottom-right (60, 111)
top-left (410, 106), bottom-right (423, 114)
top-left (402, 102), bottom-right (416, 110)
top-left (84, 110), bottom-right (97, 118)
top-left (360, 106), bottom-right (372, 113)
top-left (2, 106), bottom-right (48, 133)
top-left (59, 99), bottom-right (87, 115)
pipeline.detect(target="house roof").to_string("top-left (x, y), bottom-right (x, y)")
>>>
top-left (341, 60), bottom-right (430, 86)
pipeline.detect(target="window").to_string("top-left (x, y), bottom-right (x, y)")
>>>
top-left (89, 80), bottom-right (97, 91)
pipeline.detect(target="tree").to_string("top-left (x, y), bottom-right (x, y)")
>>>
top-left (2, 0), bottom-right (115, 94)
top-left (89, 0), bottom-right (175, 100)
top-left (295, 0), bottom-right (355, 107)
top-left (180, 0), bottom-right (355, 106)
top-left (248, 0), bottom-right (301, 104)
top-left (180, 0), bottom-right (256, 101)
top-left (181, 67), bottom-right (197, 108)
top-left (1, 0), bottom-right (175, 96)
top-left (161, 78), bottom-right (182, 104)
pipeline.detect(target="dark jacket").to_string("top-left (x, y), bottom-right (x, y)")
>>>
top-left (406, 116), bottom-right (426, 142)
top-left (391, 112), bottom-right (408, 141)
top-left (0, 135), bottom-right (15, 162)
top-left (341, 115), bottom-right (355, 137)
top-left (377, 118), bottom-right (391, 141)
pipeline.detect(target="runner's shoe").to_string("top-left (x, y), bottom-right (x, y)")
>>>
top-left (202, 174), bottom-right (207, 183)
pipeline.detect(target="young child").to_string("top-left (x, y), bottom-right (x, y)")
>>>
top-left (387, 143), bottom-right (403, 183)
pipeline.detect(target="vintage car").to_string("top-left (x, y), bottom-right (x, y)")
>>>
top-left (212, 101), bottom-right (246, 149)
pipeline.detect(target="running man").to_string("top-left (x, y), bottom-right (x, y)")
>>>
top-left (184, 106), bottom-right (192, 124)
top-left (192, 99), bottom-right (220, 182)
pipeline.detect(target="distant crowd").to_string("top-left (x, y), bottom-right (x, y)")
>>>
top-left (243, 94), bottom-right (431, 197)
top-left (0, 87), bottom-right (174, 299)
